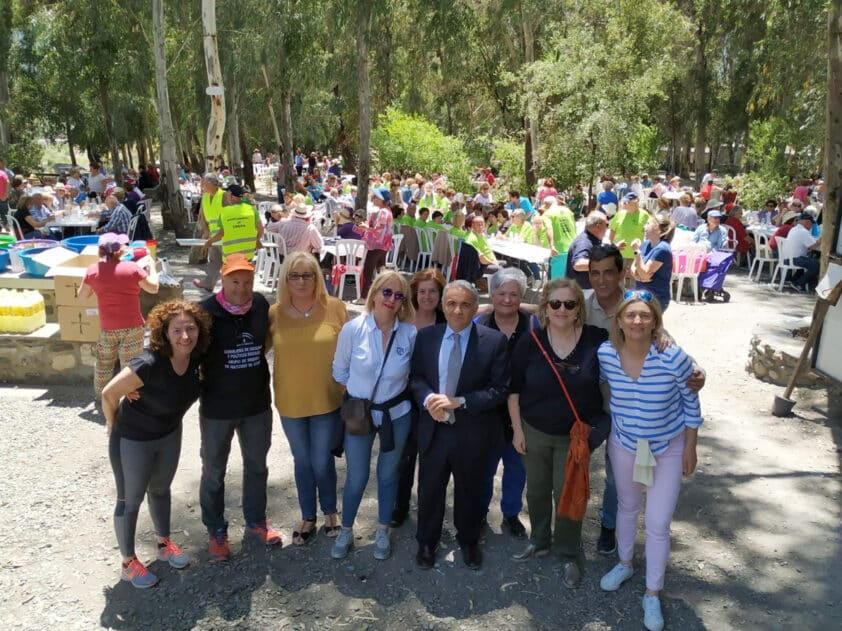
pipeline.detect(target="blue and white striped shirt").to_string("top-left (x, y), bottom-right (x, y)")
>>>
top-left (598, 341), bottom-right (702, 454)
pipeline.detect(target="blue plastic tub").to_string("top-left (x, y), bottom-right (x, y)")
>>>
top-left (0, 249), bottom-right (9, 271)
top-left (19, 247), bottom-right (59, 278)
top-left (62, 234), bottom-right (100, 253)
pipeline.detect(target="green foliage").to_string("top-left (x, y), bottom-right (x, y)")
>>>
top-left (627, 123), bottom-right (662, 174)
top-left (736, 171), bottom-right (788, 210)
top-left (489, 138), bottom-right (526, 193)
top-left (371, 108), bottom-right (472, 190)
top-left (5, 138), bottom-right (43, 173)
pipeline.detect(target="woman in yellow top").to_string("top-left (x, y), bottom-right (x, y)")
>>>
top-left (269, 251), bottom-right (347, 545)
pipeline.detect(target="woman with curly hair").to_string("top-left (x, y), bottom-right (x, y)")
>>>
top-left (101, 300), bottom-right (212, 589)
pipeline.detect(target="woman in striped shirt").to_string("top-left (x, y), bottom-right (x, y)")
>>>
top-left (597, 290), bottom-right (702, 631)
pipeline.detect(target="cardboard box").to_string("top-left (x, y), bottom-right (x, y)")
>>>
top-left (57, 305), bottom-right (100, 342)
top-left (47, 249), bottom-right (99, 308)
top-left (30, 246), bottom-right (79, 270)
top-left (53, 267), bottom-right (97, 307)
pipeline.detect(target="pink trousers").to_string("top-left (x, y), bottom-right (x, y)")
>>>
top-left (608, 431), bottom-right (685, 591)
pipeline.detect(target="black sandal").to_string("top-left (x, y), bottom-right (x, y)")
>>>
top-left (292, 519), bottom-right (317, 546)
top-left (323, 513), bottom-right (341, 538)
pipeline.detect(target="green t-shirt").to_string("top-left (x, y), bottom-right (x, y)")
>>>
top-left (609, 209), bottom-right (650, 259)
top-left (449, 227), bottom-right (469, 238)
top-left (544, 207), bottom-right (577, 253)
top-left (465, 231), bottom-right (496, 263)
top-left (506, 221), bottom-right (534, 243)
top-left (427, 221), bottom-right (447, 231)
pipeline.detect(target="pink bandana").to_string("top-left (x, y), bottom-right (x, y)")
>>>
top-left (216, 290), bottom-right (253, 315)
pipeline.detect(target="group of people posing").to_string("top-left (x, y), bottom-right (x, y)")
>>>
top-left (99, 229), bottom-right (704, 631)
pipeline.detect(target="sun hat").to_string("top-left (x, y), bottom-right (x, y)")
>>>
top-left (293, 203), bottom-right (312, 219)
top-left (221, 253), bottom-right (255, 276)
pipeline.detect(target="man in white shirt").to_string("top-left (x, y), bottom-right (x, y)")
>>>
top-left (788, 213), bottom-right (820, 292)
top-left (87, 164), bottom-right (108, 196)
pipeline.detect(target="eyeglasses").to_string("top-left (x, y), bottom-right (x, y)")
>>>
top-left (381, 288), bottom-right (406, 302)
top-left (623, 290), bottom-right (653, 302)
top-left (621, 311), bottom-right (654, 322)
top-left (548, 299), bottom-right (578, 311)
top-left (287, 272), bottom-right (316, 281)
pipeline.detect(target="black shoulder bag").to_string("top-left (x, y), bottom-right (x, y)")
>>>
top-left (340, 329), bottom-right (397, 435)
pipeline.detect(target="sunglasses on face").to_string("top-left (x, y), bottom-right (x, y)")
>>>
top-left (548, 299), bottom-right (578, 311)
top-left (381, 288), bottom-right (405, 302)
top-left (624, 290), bottom-right (653, 302)
top-left (287, 272), bottom-right (316, 281)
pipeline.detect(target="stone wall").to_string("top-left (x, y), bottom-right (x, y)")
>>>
top-left (0, 324), bottom-right (94, 386)
top-left (747, 334), bottom-right (830, 388)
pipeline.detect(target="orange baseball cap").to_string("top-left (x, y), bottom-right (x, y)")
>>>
top-left (221, 253), bottom-right (255, 275)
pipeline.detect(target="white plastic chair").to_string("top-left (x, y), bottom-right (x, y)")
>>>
top-left (257, 231), bottom-right (287, 290)
top-left (722, 224), bottom-right (737, 253)
top-left (334, 239), bottom-right (367, 300)
top-left (414, 227), bottom-right (433, 271)
top-left (769, 236), bottom-right (808, 292)
top-left (385, 233), bottom-right (404, 269)
top-left (127, 215), bottom-right (140, 241)
top-left (445, 233), bottom-right (461, 282)
top-left (258, 201), bottom-right (274, 220)
top-left (671, 246), bottom-right (708, 302)
top-left (8, 215), bottom-right (24, 240)
top-left (749, 231), bottom-right (776, 282)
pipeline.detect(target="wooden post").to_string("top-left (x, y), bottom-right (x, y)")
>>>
top-left (202, 0), bottom-right (225, 172)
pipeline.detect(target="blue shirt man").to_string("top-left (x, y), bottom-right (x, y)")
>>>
top-left (693, 211), bottom-right (728, 251)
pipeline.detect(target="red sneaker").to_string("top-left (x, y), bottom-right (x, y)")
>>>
top-left (120, 557), bottom-right (159, 589)
top-left (245, 519), bottom-right (283, 546)
top-left (208, 528), bottom-right (230, 562)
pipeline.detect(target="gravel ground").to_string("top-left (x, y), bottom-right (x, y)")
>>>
top-left (1, 222), bottom-right (841, 630)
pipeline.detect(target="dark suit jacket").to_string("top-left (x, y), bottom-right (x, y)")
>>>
top-left (410, 323), bottom-right (511, 455)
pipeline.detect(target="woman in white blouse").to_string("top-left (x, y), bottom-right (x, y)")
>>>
top-left (331, 270), bottom-right (417, 561)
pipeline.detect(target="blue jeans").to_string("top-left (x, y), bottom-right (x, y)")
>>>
top-left (199, 409), bottom-right (273, 533)
top-left (481, 439), bottom-right (526, 519)
top-left (793, 256), bottom-right (820, 288)
top-left (599, 448), bottom-right (618, 529)
top-left (342, 413), bottom-right (411, 528)
top-left (281, 410), bottom-right (341, 520)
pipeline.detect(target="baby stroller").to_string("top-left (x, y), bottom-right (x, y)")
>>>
top-left (698, 250), bottom-right (735, 302)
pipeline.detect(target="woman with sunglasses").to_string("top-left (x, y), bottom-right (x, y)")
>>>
top-left (269, 252), bottom-right (348, 545)
top-left (597, 290), bottom-right (701, 631)
top-left (331, 270), bottom-right (417, 561)
top-left (508, 278), bottom-right (610, 588)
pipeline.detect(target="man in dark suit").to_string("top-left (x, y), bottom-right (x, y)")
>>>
top-left (410, 280), bottom-right (510, 570)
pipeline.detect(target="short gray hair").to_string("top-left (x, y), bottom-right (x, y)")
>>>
top-left (586, 211), bottom-right (608, 228)
top-left (202, 172), bottom-right (220, 187)
top-left (512, 209), bottom-right (526, 220)
top-left (443, 280), bottom-right (479, 305)
top-left (489, 267), bottom-right (527, 297)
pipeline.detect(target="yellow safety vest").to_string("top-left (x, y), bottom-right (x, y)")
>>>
top-left (219, 202), bottom-right (258, 260)
top-left (202, 188), bottom-right (224, 233)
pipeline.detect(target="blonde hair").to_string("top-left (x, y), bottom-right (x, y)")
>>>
top-left (537, 277), bottom-right (587, 329)
top-left (365, 270), bottom-right (416, 323)
top-left (609, 293), bottom-right (664, 348)
top-left (276, 251), bottom-right (328, 307)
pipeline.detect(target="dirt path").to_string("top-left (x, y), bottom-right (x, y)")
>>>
top-left (1, 262), bottom-right (840, 630)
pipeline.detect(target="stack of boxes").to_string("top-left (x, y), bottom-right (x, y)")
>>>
top-left (46, 246), bottom-right (101, 342)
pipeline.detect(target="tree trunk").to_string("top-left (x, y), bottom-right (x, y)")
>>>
top-left (521, 7), bottom-right (538, 188)
top-left (137, 140), bottom-right (147, 169)
top-left (692, 21), bottom-right (708, 185)
top-left (98, 79), bottom-right (122, 186)
top-left (821, 0), bottom-right (842, 276)
top-left (524, 116), bottom-right (535, 192)
top-left (280, 93), bottom-right (296, 194)
top-left (261, 65), bottom-right (284, 160)
top-left (239, 121), bottom-right (255, 192)
top-left (152, 0), bottom-right (188, 236)
top-left (354, 0), bottom-right (373, 210)
top-left (65, 118), bottom-right (77, 166)
top-left (227, 77), bottom-right (242, 176)
top-left (0, 70), bottom-right (9, 154)
top-left (202, 0), bottom-right (225, 171)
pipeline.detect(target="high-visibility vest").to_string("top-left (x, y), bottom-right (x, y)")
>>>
top-left (202, 188), bottom-right (224, 233)
top-left (219, 203), bottom-right (258, 260)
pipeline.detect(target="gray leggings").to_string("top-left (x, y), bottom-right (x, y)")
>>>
top-left (109, 427), bottom-right (182, 558)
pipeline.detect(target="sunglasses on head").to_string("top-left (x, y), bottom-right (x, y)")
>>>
top-left (381, 287), bottom-right (405, 302)
top-left (287, 272), bottom-right (315, 281)
top-left (548, 299), bottom-right (578, 311)
top-left (623, 289), bottom-right (653, 302)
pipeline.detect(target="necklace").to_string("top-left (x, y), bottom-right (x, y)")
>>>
top-left (290, 300), bottom-right (315, 318)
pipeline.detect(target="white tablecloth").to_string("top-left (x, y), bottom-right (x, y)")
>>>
top-left (488, 238), bottom-right (552, 265)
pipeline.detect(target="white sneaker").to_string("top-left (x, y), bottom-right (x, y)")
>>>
top-left (331, 528), bottom-right (354, 559)
top-left (373, 528), bottom-right (391, 560)
top-left (600, 562), bottom-right (634, 591)
top-left (642, 594), bottom-right (665, 631)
